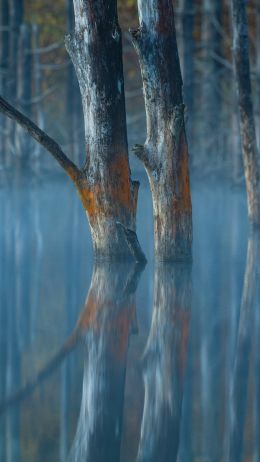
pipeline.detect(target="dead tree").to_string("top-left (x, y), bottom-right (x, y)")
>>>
top-left (231, 0), bottom-right (260, 226)
top-left (131, 0), bottom-right (192, 262)
top-left (65, 0), bottom-right (83, 164)
top-left (15, 23), bottom-right (32, 160)
top-left (0, 0), bottom-right (146, 262)
top-left (0, 0), bottom-right (9, 167)
top-left (179, 0), bottom-right (195, 148)
top-left (201, 0), bottom-right (223, 163)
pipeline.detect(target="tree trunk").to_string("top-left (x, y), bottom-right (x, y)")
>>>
top-left (179, 0), bottom-right (195, 149)
top-left (65, 0), bottom-right (144, 261)
top-left (8, 0), bottom-right (24, 151)
top-left (136, 263), bottom-right (191, 461)
top-left (231, 0), bottom-right (260, 226)
top-left (131, 0), bottom-right (192, 262)
top-left (0, 0), bottom-right (9, 167)
top-left (15, 23), bottom-right (32, 160)
top-left (201, 0), bottom-right (223, 165)
top-left (256, 2), bottom-right (260, 149)
top-left (65, 0), bottom-right (83, 164)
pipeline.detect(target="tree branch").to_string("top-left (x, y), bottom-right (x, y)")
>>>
top-left (0, 95), bottom-right (80, 182)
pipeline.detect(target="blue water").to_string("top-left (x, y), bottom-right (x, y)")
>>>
top-left (0, 171), bottom-right (259, 461)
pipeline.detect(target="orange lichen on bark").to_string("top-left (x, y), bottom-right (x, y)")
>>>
top-left (175, 129), bottom-right (192, 214)
top-left (109, 154), bottom-right (133, 210)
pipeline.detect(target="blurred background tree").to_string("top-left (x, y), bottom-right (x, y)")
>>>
top-left (0, 0), bottom-right (259, 182)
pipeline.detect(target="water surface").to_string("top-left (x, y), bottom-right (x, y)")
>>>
top-left (0, 172), bottom-right (259, 461)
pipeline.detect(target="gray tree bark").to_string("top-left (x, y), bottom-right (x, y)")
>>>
top-left (15, 23), bottom-right (32, 160)
top-left (231, 0), bottom-right (260, 226)
top-left (179, 0), bottom-right (195, 148)
top-left (7, 0), bottom-right (24, 148)
top-left (0, 0), bottom-right (9, 166)
top-left (64, 0), bottom-right (144, 261)
top-left (131, 0), bottom-right (192, 262)
top-left (65, 0), bottom-right (83, 164)
top-left (201, 0), bottom-right (223, 164)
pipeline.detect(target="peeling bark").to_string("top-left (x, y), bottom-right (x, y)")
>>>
top-left (231, 0), bottom-right (260, 226)
top-left (131, 0), bottom-right (192, 261)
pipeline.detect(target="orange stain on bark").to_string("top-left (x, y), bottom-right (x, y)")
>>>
top-left (109, 154), bottom-right (133, 209)
top-left (174, 129), bottom-right (192, 215)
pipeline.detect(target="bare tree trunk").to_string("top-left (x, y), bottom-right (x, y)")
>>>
top-left (7, 0), bottom-right (24, 153)
top-left (256, 2), bottom-right (260, 149)
top-left (231, 0), bottom-right (260, 226)
top-left (66, 0), bottom-right (83, 164)
top-left (136, 263), bottom-right (191, 461)
top-left (32, 24), bottom-right (45, 164)
top-left (201, 0), bottom-right (223, 165)
top-left (131, 0), bottom-right (192, 261)
top-left (0, 0), bottom-right (9, 167)
top-left (65, 0), bottom-right (144, 261)
top-left (179, 0), bottom-right (195, 149)
top-left (15, 24), bottom-right (32, 161)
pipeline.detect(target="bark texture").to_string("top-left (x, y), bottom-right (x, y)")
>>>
top-left (201, 0), bottom-right (222, 161)
top-left (131, 0), bottom-right (192, 261)
top-left (179, 0), bottom-right (194, 146)
top-left (231, 0), bottom-right (260, 226)
top-left (15, 23), bottom-right (32, 159)
top-left (65, 0), bottom-right (143, 260)
top-left (0, 0), bottom-right (9, 165)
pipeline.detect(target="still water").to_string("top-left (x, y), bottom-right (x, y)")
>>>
top-left (0, 172), bottom-right (259, 461)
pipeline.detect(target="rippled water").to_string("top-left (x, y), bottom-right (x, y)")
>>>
top-left (0, 171), bottom-right (259, 461)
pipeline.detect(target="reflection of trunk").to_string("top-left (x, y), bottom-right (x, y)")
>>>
top-left (6, 186), bottom-right (21, 462)
top-left (227, 233), bottom-right (260, 462)
top-left (231, 0), bottom-right (260, 226)
top-left (69, 262), bottom-right (140, 462)
top-left (65, 0), bottom-right (142, 260)
top-left (136, 264), bottom-right (191, 462)
top-left (254, 275), bottom-right (260, 462)
top-left (15, 24), bottom-right (32, 160)
top-left (132, 1), bottom-right (192, 261)
top-left (0, 184), bottom-right (8, 460)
